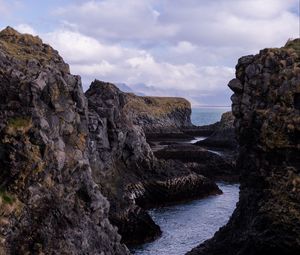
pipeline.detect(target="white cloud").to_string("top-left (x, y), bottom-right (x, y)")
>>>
top-left (54, 0), bottom-right (178, 42)
top-left (42, 29), bottom-right (234, 99)
top-left (2, 0), bottom-right (298, 106)
top-left (171, 41), bottom-right (197, 54)
top-left (15, 24), bottom-right (37, 35)
top-left (55, 0), bottom-right (298, 49)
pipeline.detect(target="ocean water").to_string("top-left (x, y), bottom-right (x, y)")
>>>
top-left (191, 107), bottom-right (231, 126)
top-left (131, 183), bottom-right (239, 255)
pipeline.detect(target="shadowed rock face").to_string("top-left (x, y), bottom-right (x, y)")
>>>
top-left (0, 27), bottom-right (129, 255)
top-left (196, 111), bottom-right (238, 150)
top-left (85, 80), bottom-right (221, 245)
top-left (188, 40), bottom-right (300, 255)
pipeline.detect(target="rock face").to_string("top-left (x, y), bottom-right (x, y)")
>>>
top-left (124, 93), bottom-right (193, 137)
top-left (196, 111), bottom-right (237, 149)
top-left (0, 27), bottom-right (129, 254)
top-left (188, 40), bottom-right (300, 254)
top-left (85, 80), bottom-right (221, 244)
top-left (154, 144), bottom-right (237, 182)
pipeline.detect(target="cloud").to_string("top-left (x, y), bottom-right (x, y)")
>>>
top-left (2, 0), bottom-right (298, 106)
top-left (43, 29), bottom-right (234, 100)
top-left (55, 0), bottom-right (299, 49)
top-left (54, 0), bottom-right (178, 42)
top-left (15, 24), bottom-right (37, 35)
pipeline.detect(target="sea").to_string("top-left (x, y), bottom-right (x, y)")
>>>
top-left (191, 107), bottom-right (231, 126)
top-left (130, 107), bottom-right (238, 255)
top-left (131, 183), bottom-right (239, 255)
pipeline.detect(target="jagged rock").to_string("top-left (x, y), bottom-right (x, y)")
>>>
top-left (154, 144), bottom-right (238, 182)
top-left (124, 92), bottom-right (193, 138)
top-left (86, 80), bottom-right (222, 244)
top-left (188, 39), bottom-right (300, 255)
top-left (196, 111), bottom-right (238, 149)
top-left (0, 27), bottom-right (129, 254)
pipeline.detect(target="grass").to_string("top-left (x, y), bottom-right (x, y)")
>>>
top-left (284, 38), bottom-right (300, 56)
top-left (6, 116), bottom-right (32, 135)
top-left (0, 189), bottom-right (14, 205)
top-left (125, 94), bottom-right (191, 117)
top-left (0, 26), bottom-right (53, 62)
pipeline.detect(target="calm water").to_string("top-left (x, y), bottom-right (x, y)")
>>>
top-left (131, 183), bottom-right (239, 255)
top-left (191, 107), bottom-right (231, 126)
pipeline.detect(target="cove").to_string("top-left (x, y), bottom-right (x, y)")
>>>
top-left (130, 182), bottom-right (239, 255)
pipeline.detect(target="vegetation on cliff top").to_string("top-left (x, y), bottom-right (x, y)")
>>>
top-left (284, 38), bottom-right (300, 56)
top-left (124, 93), bottom-right (191, 117)
top-left (0, 26), bottom-right (55, 62)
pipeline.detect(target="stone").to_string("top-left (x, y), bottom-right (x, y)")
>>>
top-left (187, 39), bottom-right (300, 255)
top-left (0, 26), bottom-right (129, 255)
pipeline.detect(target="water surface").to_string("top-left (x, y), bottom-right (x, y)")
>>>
top-left (131, 183), bottom-right (239, 255)
top-left (191, 107), bottom-right (230, 126)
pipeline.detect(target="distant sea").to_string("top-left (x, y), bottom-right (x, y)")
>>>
top-left (191, 107), bottom-right (231, 126)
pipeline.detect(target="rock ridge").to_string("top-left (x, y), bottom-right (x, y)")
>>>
top-left (187, 39), bottom-right (300, 255)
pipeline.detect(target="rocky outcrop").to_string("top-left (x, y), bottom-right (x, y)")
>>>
top-left (0, 27), bottom-right (129, 255)
top-left (195, 111), bottom-right (237, 149)
top-left (155, 144), bottom-right (238, 182)
top-left (124, 93), bottom-right (193, 138)
top-left (85, 80), bottom-right (221, 244)
top-left (188, 40), bottom-right (300, 254)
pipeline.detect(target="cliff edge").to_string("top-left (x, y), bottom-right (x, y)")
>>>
top-left (188, 39), bottom-right (300, 254)
top-left (124, 93), bottom-right (192, 137)
top-left (0, 27), bottom-right (129, 255)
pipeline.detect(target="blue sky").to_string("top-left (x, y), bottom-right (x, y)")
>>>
top-left (0, 0), bottom-right (299, 106)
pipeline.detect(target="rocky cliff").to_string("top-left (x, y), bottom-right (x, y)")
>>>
top-left (0, 27), bottom-right (129, 254)
top-left (85, 80), bottom-right (221, 244)
top-left (188, 39), bottom-right (300, 254)
top-left (124, 93), bottom-right (193, 137)
top-left (0, 27), bottom-right (223, 253)
top-left (195, 111), bottom-right (237, 149)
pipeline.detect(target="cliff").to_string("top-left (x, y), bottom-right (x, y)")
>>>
top-left (0, 27), bottom-right (129, 254)
top-left (188, 39), bottom-right (300, 254)
top-left (85, 80), bottom-right (221, 244)
top-left (195, 111), bottom-right (237, 149)
top-left (0, 27), bottom-right (223, 253)
top-left (124, 93), bottom-right (193, 137)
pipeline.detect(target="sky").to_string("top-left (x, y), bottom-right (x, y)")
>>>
top-left (0, 0), bottom-right (299, 107)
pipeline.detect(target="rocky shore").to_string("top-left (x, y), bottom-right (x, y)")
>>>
top-left (188, 39), bottom-right (300, 255)
top-left (0, 27), bottom-right (224, 254)
top-left (2, 26), bottom-right (297, 255)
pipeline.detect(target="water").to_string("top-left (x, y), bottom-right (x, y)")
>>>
top-left (131, 183), bottom-right (239, 255)
top-left (191, 107), bottom-right (231, 126)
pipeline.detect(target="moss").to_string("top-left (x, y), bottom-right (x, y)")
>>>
top-left (124, 94), bottom-right (191, 117)
top-left (0, 190), bottom-right (14, 205)
top-left (0, 26), bottom-right (53, 63)
top-left (6, 116), bottom-right (32, 135)
top-left (284, 39), bottom-right (300, 56)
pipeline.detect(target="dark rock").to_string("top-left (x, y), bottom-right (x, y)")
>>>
top-left (182, 121), bottom-right (219, 136)
top-left (85, 80), bottom-right (222, 245)
top-left (0, 27), bottom-right (129, 255)
top-left (196, 111), bottom-right (238, 150)
top-left (154, 144), bottom-right (238, 182)
top-left (187, 39), bottom-right (300, 255)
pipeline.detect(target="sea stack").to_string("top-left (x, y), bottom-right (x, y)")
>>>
top-left (188, 40), bottom-right (300, 255)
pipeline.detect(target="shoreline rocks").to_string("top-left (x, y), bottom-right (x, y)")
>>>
top-left (0, 27), bottom-right (129, 255)
top-left (85, 80), bottom-right (222, 245)
top-left (195, 111), bottom-right (237, 150)
top-left (187, 39), bottom-right (300, 255)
